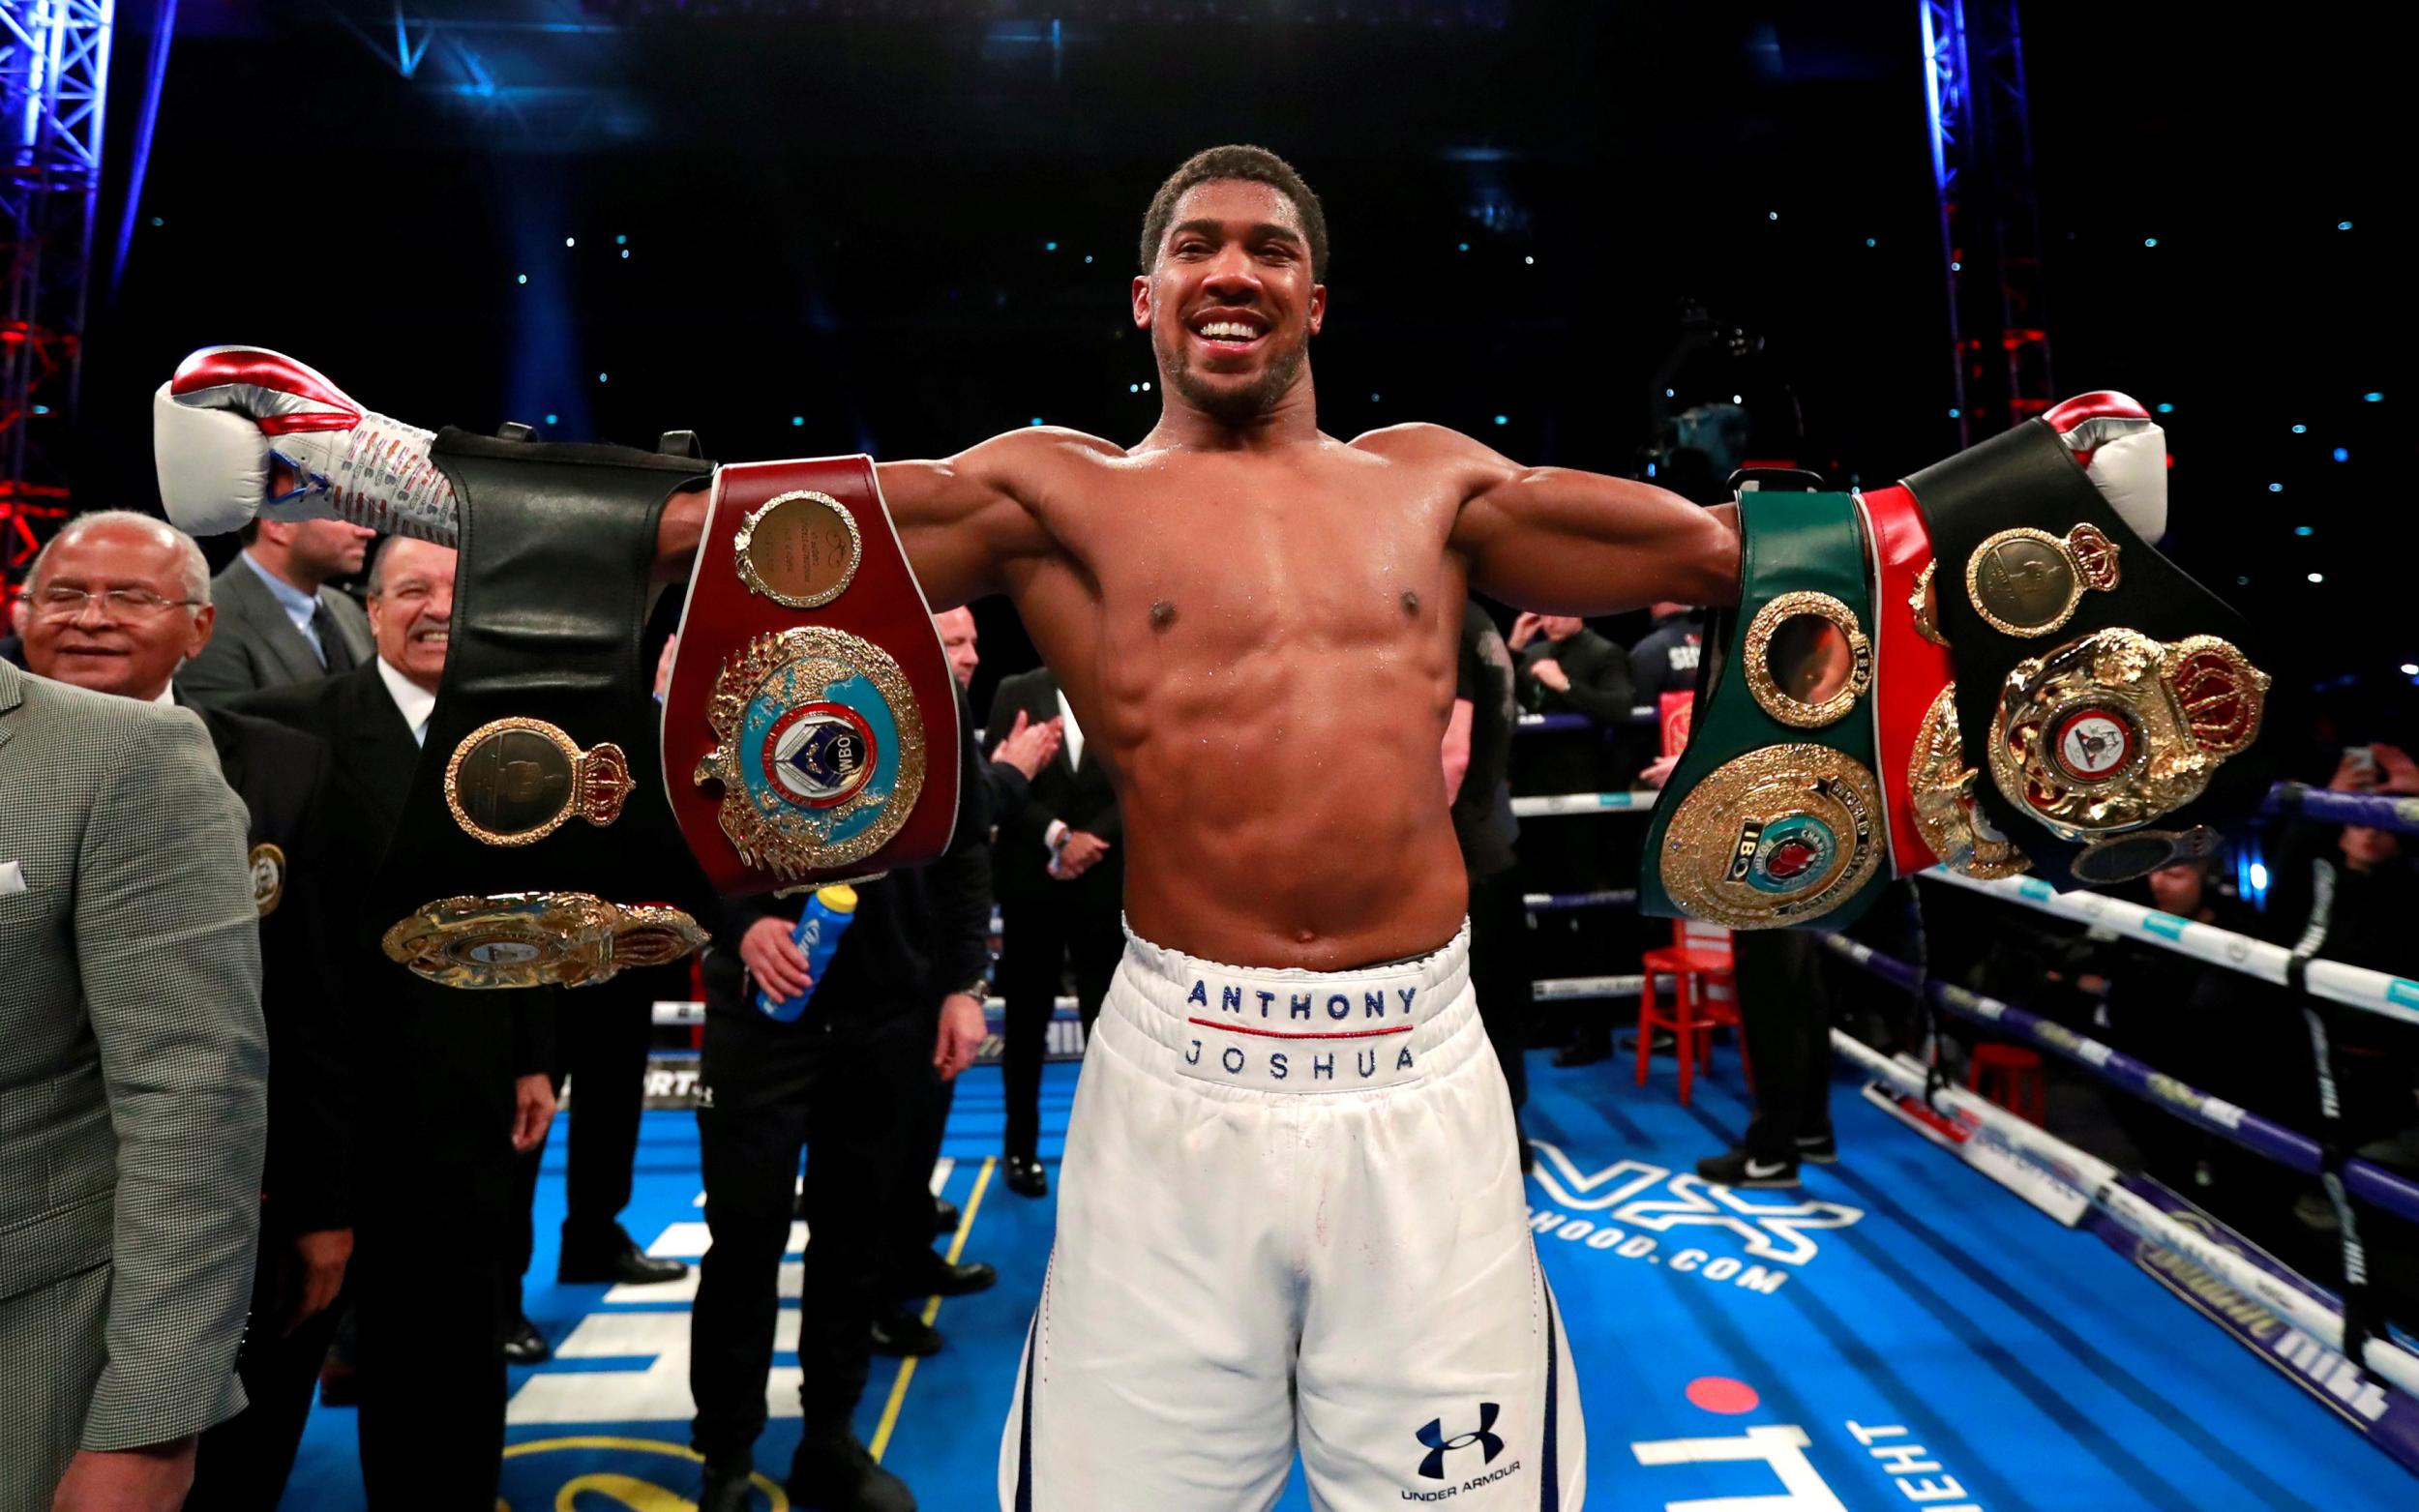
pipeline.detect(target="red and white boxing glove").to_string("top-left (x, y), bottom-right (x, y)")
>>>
top-left (2046, 391), bottom-right (2165, 544)
top-left (153, 346), bottom-right (458, 543)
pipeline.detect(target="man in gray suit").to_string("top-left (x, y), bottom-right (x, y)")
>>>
top-left (0, 520), bottom-right (268, 1509)
top-left (178, 516), bottom-right (374, 703)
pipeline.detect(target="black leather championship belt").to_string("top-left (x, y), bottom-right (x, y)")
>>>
top-left (659, 458), bottom-right (962, 898)
top-left (1646, 393), bottom-right (2280, 927)
top-left (373, 426), bottom-right (720, 989)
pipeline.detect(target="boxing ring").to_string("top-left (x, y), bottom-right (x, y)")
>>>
top-left (274, 721), bottom-right (2419, 1508)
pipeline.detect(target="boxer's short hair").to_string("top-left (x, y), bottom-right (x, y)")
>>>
top-left (1141, 145), bottom-right (1329, 282)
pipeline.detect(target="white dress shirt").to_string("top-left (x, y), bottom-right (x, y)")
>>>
top-left (1056, 689), bottom-right (1085, 772)
top-left (374, 656), bottom-right (437, 746)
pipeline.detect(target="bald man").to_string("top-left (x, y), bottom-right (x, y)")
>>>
top-left (4, 512), bottom-right (266, 1511)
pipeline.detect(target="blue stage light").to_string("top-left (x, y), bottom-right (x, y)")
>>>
top-left (545, 414), bottom-right (558, 426)
top-left (1493, 414), bottom-right (1508, 426)
top-left (2365, 392), bottom-right (2385, 402)
top-left (2269, 483), bottom-right (2284, 492)
top-left (2294, 526), bottom-right (2314, 536)
top-left (2291, 424), bottom-right (2306, 433)
top-left (2334, 448), bottom-right (2349, 462)
top-left (2155, 402), bottom-right (2173, 413)
top-left (791, 416), bottom-right (805, 427)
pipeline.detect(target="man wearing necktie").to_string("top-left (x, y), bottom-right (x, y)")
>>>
top-left (236, 536), bottom-right (558, 1508)
top-left (181, 518), bottom-right (374, 703)
top-left (986, 665), bottom-right (1123, 1199)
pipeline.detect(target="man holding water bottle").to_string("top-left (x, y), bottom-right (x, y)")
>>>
top-left (688, 715), bottom-right (992, 1512)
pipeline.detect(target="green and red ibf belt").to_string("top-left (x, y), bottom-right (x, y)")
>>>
top-left (661, 457), bottom-right (961, 897)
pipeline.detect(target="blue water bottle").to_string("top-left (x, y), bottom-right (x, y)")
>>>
top-left (756, 884), bottom-right (859, 1022)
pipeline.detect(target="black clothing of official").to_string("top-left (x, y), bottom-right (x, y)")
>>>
top-left (688, 717), bottom-right (992, 1471)
top-left (236, 661), bottom-right (553, 1509)
top-left (183, 703), bottom-right (353, 1512)
top-left (987, 667), bottom-right (1122, 1166)
top-left (1456, 607), bottom-right (1534, 1116)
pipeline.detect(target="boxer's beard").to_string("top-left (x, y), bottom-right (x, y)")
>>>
top-left (1159, 326), bottom-right (1309, 427)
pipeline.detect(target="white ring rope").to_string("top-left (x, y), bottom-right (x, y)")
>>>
top-left (1833, 1028), bottom-right (2419, 1399)
top-left (1923, 868), bottom-right (2419, 1029)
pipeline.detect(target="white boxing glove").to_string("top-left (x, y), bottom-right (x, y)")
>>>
top-left (154, 346), bottom-right (459, 543)
top-left (2044, 391), bottom-right (2165, 545)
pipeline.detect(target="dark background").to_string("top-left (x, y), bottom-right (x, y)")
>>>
top-left (65, 0), bottom-right (2412, 741)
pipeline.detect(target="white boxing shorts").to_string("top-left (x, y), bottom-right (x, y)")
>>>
top-left (999, 922), bottom-right (1585, 1511)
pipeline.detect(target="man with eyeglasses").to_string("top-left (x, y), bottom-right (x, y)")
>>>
top-left (1, 512), bottom-right (267, 1512)
top-left (13, 510), bottom-right (362, 1510)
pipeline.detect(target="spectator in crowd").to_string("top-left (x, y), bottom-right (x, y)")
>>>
top-left (688, 707), bottom-right (992, 1512)
top-left (870, 610), bottom-right (1023, 1359)
top-left (1446, 601), bottom-right (1534, 1168)
top-left (987, 662), bottom-right (1120, 1200)
top-left (179, 518), bottom-right (375, 704)
top-left (937, 607), bottom-right (1062, 820)
top-left (1511, 610), bottom-right (1638, 726)
top-left (1, 522), bottom-right (266, 1511)
top-left (1628, 601), bottom-right (1703, 703)
top-left (1507, 612), bottom-right (1639, 1065)
top-left (16, 512), bottom-right (355, 1511)
top-left (237, 536), bottom-right (558, 1508)
top-left (2096, 857), bottom-right (2266, 1195)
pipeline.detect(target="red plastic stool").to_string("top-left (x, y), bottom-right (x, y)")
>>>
top-left (1968, 1043), bottom-right (2046, 1124)
top-left (1636, 921), bottom-right (1750, 1107)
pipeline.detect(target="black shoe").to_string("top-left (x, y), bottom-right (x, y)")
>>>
top-left (1552, 1040), bottom-right (1610, 1068)
top-left (788, 1426), bottom-right (916, 1512)
top-left (502, 1314), bottom-right (553, 1364)
top-left (1001, 1154), bottom-right (1049, 1198)
top-left (897, 1255), bottom-right (997, 1299)
top-left (558, 1224), bottom-right (690, 1286)
top-left (869, 1307), bottom-right (945, 1358)
top-left (699, 1461), bottom-right (757, 1512)
top-left (1612, 1029), bottom-right (1680, 1055)
top-left (1519, 1137), bottom-right (1536, 1173)
top-left (1695, 1147), bottom-right (1801, 1190)
top-left (1795, 1132), bottom-right (1840, 1165)
top-left (932, 1198), bottom-right (960, 1234)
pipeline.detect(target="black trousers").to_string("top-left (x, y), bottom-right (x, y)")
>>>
top-left (185, 1223), bottom-right (346, 1512)
top-left (350, 1006), bottom-right (518, 1509)
top-left (1731, 930), bottom-right (1837, 1162)
top-left (512, 964), bottom-right (667, 1278)
top-left (690, 999), bottom-right (929, 1465)
top-left (998, 891), bottom-right (1121, 1161)
top-left (888, 1053), bottom-right (954, 1285)
top-left (1467, 867), bottom-right (1535, 1113)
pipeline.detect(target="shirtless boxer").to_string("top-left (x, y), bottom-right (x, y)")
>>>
top-left (158, 145), bottom-right (1739, 1510)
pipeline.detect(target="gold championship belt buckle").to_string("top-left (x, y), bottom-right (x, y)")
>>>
top-left (1965, 522), bottom-right (2122, 638)
top-left (382, 892), bottom-right (710, 990)
top-left (692, 626), bottom-right (930, 880)
top-left (444, 717), bottom-right (636, 847)
top-left (1908, 687), bottom-right (2030, 879)
top-left (1659, 745), bottom-right (1887, 929)
top-left (1987, 628), bottom-right (2268, 880)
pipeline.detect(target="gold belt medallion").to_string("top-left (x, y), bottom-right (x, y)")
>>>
top-left (732, 489), bottom-right (864, 610)
top-left (1987, 628), bottom-right (2268, 840)
top-left (1965, 522), bottom-right (2122, 637)
top-left (1659, 745), bottom-right (1886, 929)
top-left (445, 717), bottom-right (635, 847)
top-left (248, 843), bottom-right (286, 917)
top-left (382, 892), bottom-right (708, 990)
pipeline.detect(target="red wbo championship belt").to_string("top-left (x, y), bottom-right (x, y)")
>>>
top-left (661, 458), bottom-right (961, 896)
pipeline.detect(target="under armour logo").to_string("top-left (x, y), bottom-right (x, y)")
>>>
top-left (1415, 1403), bottom-right (1504, 1480)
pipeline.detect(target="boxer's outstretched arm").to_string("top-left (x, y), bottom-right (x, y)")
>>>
top-left (1385, 425), bottom-right (1740, 614)
top-left (873, 428), bottom-right (1090, 609)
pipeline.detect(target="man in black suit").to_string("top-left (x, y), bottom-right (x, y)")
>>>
top-left (179, 518), bottom-right (375, 704)
top-left (986, 664), bottom-right (1121, 1199)
top-left (237, 535), bottom-right (558, 1510)
top-left (18, 511), bottom-right (354, 1510)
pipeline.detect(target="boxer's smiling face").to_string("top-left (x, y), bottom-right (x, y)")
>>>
top-left (1135, 179), bottom-right (1325, 428)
